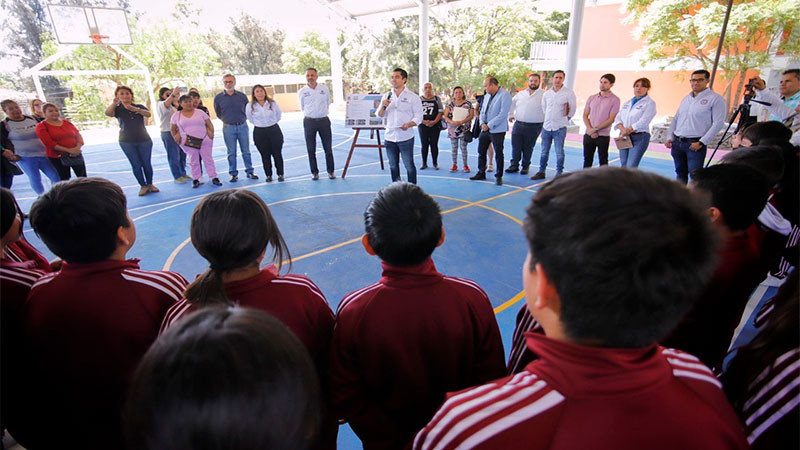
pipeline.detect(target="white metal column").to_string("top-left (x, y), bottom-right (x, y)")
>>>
top-left (329, 33), bottom-right (345, 105)
top-left (418, 0), bottom-right (429, 93)
top-left (564, 0), bottom-right (586, 90)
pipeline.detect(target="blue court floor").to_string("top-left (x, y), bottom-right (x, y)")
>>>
top-left (10, 116), bottom-right (767, 449)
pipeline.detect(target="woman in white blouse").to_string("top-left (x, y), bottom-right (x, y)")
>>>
top-left (612, 78), bottom-right (657, 168)
top-left (246, 85), bottom-right (284, 182)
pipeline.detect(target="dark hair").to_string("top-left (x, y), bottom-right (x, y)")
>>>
top-left (692, 69), bottom-right (710, 80)
top-left (158, 87), bottom-right (170, 100)
top-left (721, 145), bottom-right (785, 186)
top-left (0, 99), bottom-right (18, 112)
top-left (184, 189), bottom-right (290, 307)
top-left (452, 86), bottom-right (465, 98)
top-left (529, 73), bottom-right (541, 79)
top-left (178, 94), bottom-right (193, 105)
top-left (364, 182), bottom-right (442, 267)
top-left (41, 103), bottom-right (59, 114)
top-left (305, 67), bottom-right (317, 74)
top-left (741, 121), bottom-right (792, 145)
top-left (393, 68), bottom-right (408, 80)
top-left (124, 306), bottom-right (322, 450)
top-left (485, 76), bottom-right (499, 86)
top-left (553, 70), bottom-right (565, 76)
top-left (525, 167), bottom-right (718, 347)
top-left (691, 164), bottom-right (770, 231)
top-left (250, 84), bottom-right (274, 110)
top-left (114, 85), bottom-right (134, 100)
top-left (1, 188), bottom-right (19, 237)
top-left (633, 77), bottom-right (651, 89)
top-left (188, 91), bottom-right (201, 99)
top-left (782, 68), bottom-right (799, 79)
top-left (600, 73), bottom-right (616, 84)
top-left (29, 178), bottom-right (130, 263)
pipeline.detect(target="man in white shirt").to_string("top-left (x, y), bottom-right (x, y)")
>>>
top-left (298, 68), bottom-right (336, 180)
top-left (665, 69), bottom-right (726, 184)
top-left (506, 74), bottom-right (544, 175)
top-left (377, 68), bottom-right (423, 184)
top-left (531, 70), bottom-right (576, 180)
top-left (157, 87), bottom-right (188, 183)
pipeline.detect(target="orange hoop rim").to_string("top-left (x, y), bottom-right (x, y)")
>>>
top-left (88, 33), bottom-right (109, 44)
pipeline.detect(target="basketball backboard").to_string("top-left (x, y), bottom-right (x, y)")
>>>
top-left (47, 5), bottom-right (133, 45)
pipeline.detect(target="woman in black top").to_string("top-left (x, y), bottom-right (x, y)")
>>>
top-left (418, 83), bottom-right (443, 170)
top-left (104, 86), bottom-right (158, 196)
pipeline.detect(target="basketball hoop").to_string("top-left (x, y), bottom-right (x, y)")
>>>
top-left (89, 33), bottom-right (109, 44)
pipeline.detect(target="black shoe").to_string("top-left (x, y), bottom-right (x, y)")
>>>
top-left (505, 166), bottom-right (519, 173)
top-left (278, 175), bottom-right (284, 182)
top-left (469, 172), bottom-right (486, 181)
top-left (312, 173), bottom-right (319, 180)
top-left (434, 164), bottom-right (439, 170)
top-left (266, 176), bottom-right (273, 182)
top-left (192, 179), bottom-right (200, 188)
top-left (247, 173), bottom-right (259, 180)
top-left (230, 175), bottom-right (238, 182)
top-left (420, 164), bottom-right (428, 170)
top-left (530, 172), bottom-right (546, 180)
top-left (328, 172), bottom-right (336, 179)
top-left (495, 177), bottom-right (503, 186)
top-left (520, 168), bottom-right (529, 175)
top-left (212, 178), bottom-right (222, 186)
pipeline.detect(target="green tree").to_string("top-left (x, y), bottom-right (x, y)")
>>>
top-left (626, 0), bottom-right (800, 110)
top-left (283, 31), bottom-right (331, 75)
top-left (207, 12), bottom-right (285, 74)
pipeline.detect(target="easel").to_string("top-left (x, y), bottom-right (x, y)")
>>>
top-left (342, 127), bottom-right (385, 179)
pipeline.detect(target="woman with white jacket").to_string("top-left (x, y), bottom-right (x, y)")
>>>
top-left (613, 78), bottom-right (657, 168)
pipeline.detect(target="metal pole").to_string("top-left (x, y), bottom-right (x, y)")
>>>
top-left (710, 0), bottom-right (734, 89)
top-left (329, 33), bottom-right (345, 105)
top-left (33, 75), bottom-right (46, 102)
top-left (419, 0), bottom-right (429, 93)
top-left (564, 0), bottom-right (586, 90)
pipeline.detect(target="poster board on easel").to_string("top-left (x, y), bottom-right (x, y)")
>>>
top-left (342, 94), bottom-right (386, 178)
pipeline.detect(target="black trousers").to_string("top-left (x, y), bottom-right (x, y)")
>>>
top-left (303, 117), bottom-right (334, 174)
top-left (253, 125), bottom-right (284, 177)
top-left (582, 134), bottom-right (610, 168)
top-left (48, 156), bottom-right (87, 180)
top-left (477, 131), bottom-right (505, 178)
top-left (418, 124), bottom-right (441, 165)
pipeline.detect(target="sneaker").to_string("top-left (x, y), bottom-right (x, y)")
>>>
top-left (420, 164), bottom-right (428, 170)
top-left (328, 173), bottom-right (336, 180)
top-left (530, 172), bottom-right (546, 180)
top-left (463, 165), bottom-right (470, 173)
top-left (312, 173), bottom-right (319, 180)
top-left (520, 168), bottom-right (529, 175)
top-left (505, 166), bottom-right (519, 173)
top-left (247, 173), bottom-right (259, 180)
top-left (147, 184), bottom-right (160, 193)
top-left (449, 164), bottom-right (458, 172)
top-left (469, 172), bottom-right (486, 181)
top-left (192, 179), bottom-right (200, 188)
top-left (174, 177), bottom-right (187, 184)
top-left (266, 175), bottom-right (273, 182)
top-left (212, 178), bottom-right (222, 186)
top-left (278, 175), bottom-right (285, 182)
top-left (138, 186), bottom-right (149, 196)
top-left (230, 175), bottom-right (239, 182)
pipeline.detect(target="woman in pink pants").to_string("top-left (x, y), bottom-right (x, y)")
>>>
top-left (170, 95), bottom-right (221, 188)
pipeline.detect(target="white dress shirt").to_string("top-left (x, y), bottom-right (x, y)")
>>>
top-left (298, 83), bottom-right (331, 118)
top-left (612, 95), bottom-right (657, 134)
top-left (379, 87), bottom-right (423, 142)
top-left (667, 88), bottom-right (726, 145)
top-left (542, 86), bottom-right (577, 131)
top-left (509, 88), bottom-right (545, 123)
top-left (245, 100), bottom-right (281, 127)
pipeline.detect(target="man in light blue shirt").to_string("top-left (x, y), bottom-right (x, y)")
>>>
top-left (666, 69), bottom-right (726, 184)
top-left (752, 69), bottom-right (800, 123)
top-left (470, 76), bottom-right (512, 186)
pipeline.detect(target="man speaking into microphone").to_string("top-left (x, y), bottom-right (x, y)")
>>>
top-left (377, 68), bottom-right (423, 184)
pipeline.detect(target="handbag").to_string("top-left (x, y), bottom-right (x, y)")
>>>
top-left (2, 157), bottom-right (23, 176)
top-left (60, 153), bottom-right (85, 167)
top-left (178, 112), bottom-right (206, 149)
top-left (463, 129), bottom-right (474, 143)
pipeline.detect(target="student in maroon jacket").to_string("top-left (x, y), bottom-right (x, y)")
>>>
top-left (414, 168), bottom-right (748, 450)
top-left (662, 164), bottom-right (771, 371)
top-left (331, 182), bottom-right (506, 450)
top-left (159, 188), bottom-right (336, 448)
top-left (0, 188), bottom-right (51, 436)
top-left (15, 178), bottom-right (188, 450)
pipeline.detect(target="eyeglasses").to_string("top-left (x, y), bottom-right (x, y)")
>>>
top-left (689, 78), bottom-right (706, 83)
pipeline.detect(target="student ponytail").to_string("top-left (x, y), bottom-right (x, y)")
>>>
top-left (183, 189), bottom-right (291, 307)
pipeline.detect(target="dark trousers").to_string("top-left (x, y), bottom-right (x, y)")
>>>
top-left (477, 131), bottom-right (505, 178)
top-left (582, 134), bottom-right (611, 168)
top-left (510, 121), bottom-right (543, 170)
top-left (0, 173), bottom-right (12, 189)
top-left (303, 117), bottom-right (334, 174)
top-left (253, 125), bottom-right (284, 177)
top-left (418, 124), bottom-right (441, 166)
top-left (671, 138), bottom-right (707, 184)
top-left (48, 156), bottom-right (87, 180)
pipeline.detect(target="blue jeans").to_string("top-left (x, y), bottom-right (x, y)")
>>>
top-left (223, 123), bottom-right (254, 176)
top-left (538, 127), bottom-right (567, 174)
top-left (385, 138), bottom-right (416, 184)
top-left (510, 121), bottom-right (543, 170)
top-left (619, 132), bottom-right (650, 168)
top-left (17, 156), bottom-right (61, 195)
top-left (670, 139), bottom-right (706, 184)
top-left (119, 140), bottom-right (154, 186)
top-left (161, 131), bottom-right (187, 179)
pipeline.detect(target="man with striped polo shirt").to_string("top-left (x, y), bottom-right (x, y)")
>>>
top-left (414, 168), bottom-right (748, 450)
top-left (14, 178), bottom-right (187, 450)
